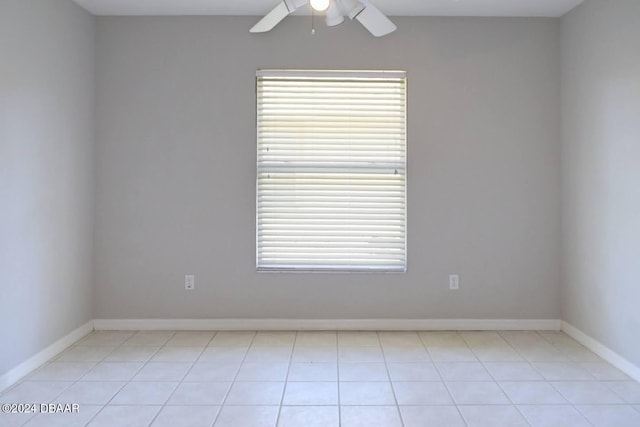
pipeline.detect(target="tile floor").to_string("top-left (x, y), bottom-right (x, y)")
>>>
top-left (1, 330), bottom-right (639, 426)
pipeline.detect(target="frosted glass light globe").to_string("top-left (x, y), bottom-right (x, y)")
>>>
top-left (310, 0), bottom-right (331, 12)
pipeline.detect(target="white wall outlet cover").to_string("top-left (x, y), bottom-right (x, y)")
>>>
top-left (449, 274), bottom-right (460, 290)
top-left (185, 275), bottom-right (195, 290)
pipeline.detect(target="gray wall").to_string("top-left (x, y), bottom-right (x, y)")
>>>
top-left (94, 16), bottom-right (562, 320)
top-left (561, 0), bottom-right (640, 366)
top-left (0, 0), bottom-right (95, 377)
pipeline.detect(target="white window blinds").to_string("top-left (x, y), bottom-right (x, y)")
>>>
top-left (256, 70), bottom-right (407, 272)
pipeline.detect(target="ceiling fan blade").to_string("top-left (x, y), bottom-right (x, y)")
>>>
top-left (326, 1), bottom-right (345, 27)
top-left (250, 1), bottom-right (293, 33)
top-left (355, 1), bottom-right (396, 37)
top-left (250, 2), bottom-right (289, 33)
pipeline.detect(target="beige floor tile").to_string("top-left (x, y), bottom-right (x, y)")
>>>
top-left (392, 381), bottom-right (452, 405)
top-left (87, 405), bottom-right (160, 427)
top-left (579, 362), bottom-right (631, 380)
top-left (484, 362), bottom-right (544, 381)
top-left (164, 331), bottom-right (215, 347)
top-left (518, 405), bottom-right (591, 427)
top-left (183, 362), bottom-right (240, 382)
top-left (54, 346), bottom-right (115, 362)
top-left (427, 345), bottom-right (479, 362)
top-left (103, 346), bottom-right (160, 362)
top-left (199, 347), bottom-right (248, 363)
top-left (437, 362), bottom-right (493, 381)
top-left (150, 346), bottom-right (204, 362)
top-left (499, 381), bottom-right (567, 404)
top-left (378, 332), bottom-right (423, 348)
top-left (28, 362), bottom-right (95, 381)
top-left (244, 347), bottom-right (292, 363)
top-left (76, 331), bottom-right (134, 347)
top-left (225, 382), bottom-right (284, 405)
top-left (278, 405), bottom-right (338, 427)
top-left (551, 381), bottom-right (625, 404)
top-left (151, 405), bottom-right (219, 427)
top-left (533, 362), bottom-right (594, 380)
top-left (554, 344), bottom-right (602, 362)
top-left (447, 381), bottom-right (510, 405)
top-left (383, 347), bottom-right (431, 362)
top-left (419, 332), bottom-right (466, 347)
top-left (288, 362), bottom-right (337, 381)
top-left (339, 382), bottom-right (395, 405)
top-left (22, 405), bottom-right (102, 427)
top-left (340, 406), bottom-right (402, 427)
top-left (81, 362), bottom-right (143, 381)
top-left (577, 404), bottom-right (640, 427)
top-left (53, 381), bottom-right (125, 404)
top-left (470, 346), bottom-right (524, 362)
top-left (208, 332), bottom-right (255, 347)
top-left (0, 411), bottom-right (35, 427)
top-left (132, 362), bottom-right (191, 381)
top-left (252, 332), bottom-right (296, 347)
top-left (337, 331), bottom-right (380, 347)
top-left (167, 382), bottom-right (230, 405)
top-left (282, 382), bottom-right (338, 405)
top-left (458, 405), bottom-right (528, 427)
top-left (122, 331), bottom-right (174, 346)
top-left (236, 362), bottom-right (289, 381)
top-left (400, 406), bottom-right (466, 427)
top-left (214, 405), bottom-right (278, 427)
top-left (110, 381), bottom-right (177, 404)
top-left (0, 381), bottom-right (70, 404)
top-left (606, 381), bottom-right (640, 403)
top-left (538, 332), bottom-right (580, 346)
top-left (294, 332), bottom-right (337, 347)
top-left (517, 347), bottom-right (570, 362)
top-left (291, 347), bottom-right (337, 363)
top-left (339, 363), bottom-right (389, 381)
top-left (339, 347), bottom-right (385, 363)
top-left (387, 362), bottom-right (440, 381)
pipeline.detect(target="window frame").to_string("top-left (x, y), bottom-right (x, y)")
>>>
top-left (255, 69), bottom-right (407, 273)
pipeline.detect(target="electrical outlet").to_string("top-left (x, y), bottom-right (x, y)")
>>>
top-left (185, 274), bottom-right (195, 290)
top-left (449, 274), bottom-right (459, 290)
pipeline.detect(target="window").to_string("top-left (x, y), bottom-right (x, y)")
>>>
top-left (256, 70), bottom-right (406, 272)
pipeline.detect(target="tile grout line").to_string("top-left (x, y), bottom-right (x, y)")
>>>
top-left (418, 331), bottom-right (469, 427)
top-left (336, 331), bottom-right (341, 427)
top-left (14, 330), bottom-right (111, 427)
top-left (504, 330), bottom-right (597, 426)
top-left (376, 331), bottom-right (405, 427)
top-left (30, 330), bottom-right (138, 427)
top-left (274, 331), bottom-right (298, 426)
top-left (73, 330), bottom-right (138, 427)
top-left (209, 331), bottom-right (257, 427)
top-left (146, 331), bottom-right (218, 427)
top-left (78, 331), bottom-right (136, 426)
top-left (83, 330), bottom-right (174, 427)
top-left (487, 330), bottom-right (537, 427)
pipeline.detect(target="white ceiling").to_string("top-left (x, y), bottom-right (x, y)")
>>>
top-left (73, 0), bottom-right (584, 17)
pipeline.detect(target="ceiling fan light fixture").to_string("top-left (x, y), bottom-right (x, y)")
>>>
top-left (310, 0), bottom-right (331, 12)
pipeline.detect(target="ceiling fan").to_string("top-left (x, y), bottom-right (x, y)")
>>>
top-left (250, 0), bottom-right (397, 37)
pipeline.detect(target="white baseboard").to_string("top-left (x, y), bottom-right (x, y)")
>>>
top-left (93, 318), bottom-right (561, 331)
top-left (562, 321), bottom-right (640, 383)
top-left (0, 320), bottom-right (94, 393)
